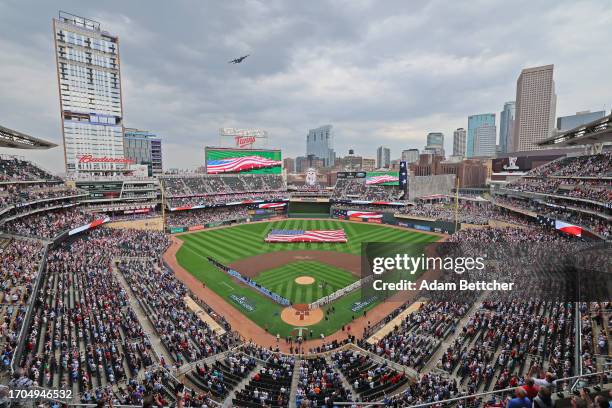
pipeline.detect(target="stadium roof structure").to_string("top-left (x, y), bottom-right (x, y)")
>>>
top-left (0, 124), bottom-right (58, 149)
top-left (538, 112), bottom-right (612, 147)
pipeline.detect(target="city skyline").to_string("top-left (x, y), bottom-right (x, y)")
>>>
top-left (0, 1), bottom-right (611, 172)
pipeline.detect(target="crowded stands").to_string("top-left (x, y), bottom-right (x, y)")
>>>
top-left (332, 179), bottom-right (404, 201)
top-left (365, 302), bottom-right (470, 371)
top-left (162, 174), bottom-right (285, 198)
top-left (0, 238), bottom-right (43, 373)
top-left (332, 349), bottom-right (408, 402)
top-left (233, 354), bottom-right (294, 407)
top-left (0, 156), bottom-right (60, 182)
top-left (1, 207), bottom-right (106, 239)
top-left (526, 152), bottom-right (612, 177)
top-left (295, 357), bottom-right (353, 407)
top-left (166, 206), bottom-right (250, 228)
top-left (0, 183), bottom-right (83, 211)
top-left (117, 259), bottom-right (237, 364)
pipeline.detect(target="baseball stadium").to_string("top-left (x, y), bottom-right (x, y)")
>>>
top-left (1, 7), bottom-right (611, 408)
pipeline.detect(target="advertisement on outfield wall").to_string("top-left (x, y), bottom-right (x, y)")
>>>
top-left (366, 171), bottom-right (400, 186)
top-left (205, 147), bottom-right (282, 174)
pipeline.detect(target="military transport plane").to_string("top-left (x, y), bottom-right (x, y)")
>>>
top-left (228, 55), bottom-right (249, 64)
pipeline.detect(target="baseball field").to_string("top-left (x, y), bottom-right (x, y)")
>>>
top-left (174, 219), bottom-right (440, 338)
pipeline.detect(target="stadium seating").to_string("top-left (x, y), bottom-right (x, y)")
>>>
top-left (0, 238), bottom-right (43, 372)
top-left (162, 174), bottom-right (285, 197)
top-left (332, 350), bottom-right (408, 401)
top-left (525, 152), bottom-right (612, 177)
top-left (365, 302), bottom-right (470, 371)
top-left (295, 356), bottom-right (353, 407)
top-left (1, 207), bottom-right (106, 239)
top-left (492, 196), bottom-right (611, 239)
top-left (166, 206), bottom-right (249, 228)
top-left (332, 179), bottom-right (403, 201)
top-left (0, 183), bottom-right (83, 211)
top-left (0, 157), bottom-right (59, 182)
top-left (185, 353), bottom-right (257, 401)
top-left (117, 259), bottom-right (236, 363)
top-left (395, 202), bottom-right (533, 225)
top-left (233, 354), bottom-right (294, 407)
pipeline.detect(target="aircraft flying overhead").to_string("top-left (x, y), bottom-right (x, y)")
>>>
top-left (228, 55), bottom-right (249, 64)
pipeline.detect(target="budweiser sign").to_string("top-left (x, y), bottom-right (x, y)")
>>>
top-left (235, 135), bottom-right (257, 148)
top-left (78, 155), bottom-right (134, 164)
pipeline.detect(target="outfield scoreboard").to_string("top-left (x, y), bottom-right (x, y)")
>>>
top-left (205, 147), bottom-right (282, 174)
top-left (365, 171), bottom-right (400, 186)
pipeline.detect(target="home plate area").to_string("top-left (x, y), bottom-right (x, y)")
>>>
top-left (280, 303), bottom-right (323, 326)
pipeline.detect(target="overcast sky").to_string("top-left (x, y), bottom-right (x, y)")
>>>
top-left (1, 0), bottom-right (611, 173)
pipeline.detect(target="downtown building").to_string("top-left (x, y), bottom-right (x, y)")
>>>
top-left (53, 12), bottom-right (128, 173)
top-left (376, 146), bottom-right (391, 169)
top-left (401, 148), bottom-right (420, 163)
top-left (452, 128), bottom-right (466, 157)
top-left (513, 64), bottom-right (556, 152)
top-left (123, 128), bottom-right (163, 176)
top-left (499, 101), bottom-right (515, 154)
top-left (425, 132), bottom-right (445, 157)
top-left (557, 110), bottom-right (606, 131)
top-left (306, 125), bottom-right (336, 167)
top-left (473, 123), bottom-right (497, 157)
top-left (467, 114), bottom-right (496, 158)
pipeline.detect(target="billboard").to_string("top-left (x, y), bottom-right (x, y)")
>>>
top-left (336, 171), bottom-right (367, 179)
top-left (365, 171), bottom-right (399, 186)
top-left (205, 147), bottom-right (282, 174)
top-left (492, 154), bottom-right (564, 173)
top-left (219, 128), bottom-right (268, 149)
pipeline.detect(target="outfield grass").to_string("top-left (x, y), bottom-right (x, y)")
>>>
top-left (254, 261), bottom-right (357, 304)
top-left (176, 219), bottom-right (440, 337)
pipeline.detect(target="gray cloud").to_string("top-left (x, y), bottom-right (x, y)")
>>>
top-left (0, 0), bottom-right (611, 172)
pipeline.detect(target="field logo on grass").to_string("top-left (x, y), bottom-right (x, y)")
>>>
top-left (351, 296), bottom-right (378, 312)
top-left (229, 294), bottom-right (256, 312)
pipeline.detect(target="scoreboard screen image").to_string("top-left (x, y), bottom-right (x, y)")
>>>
top-left (205, 147), bottom-right (282, 174)
top-left (365, 171), bottom-right (399, 186)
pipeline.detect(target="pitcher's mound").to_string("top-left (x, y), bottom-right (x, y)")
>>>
top-left (295, 276), bottom-right (315, 285)
top-left (281, 304), bottom-right (323, 326)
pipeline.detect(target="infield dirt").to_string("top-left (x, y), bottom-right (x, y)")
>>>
top-left (229, 250), bottom-right (361, 279)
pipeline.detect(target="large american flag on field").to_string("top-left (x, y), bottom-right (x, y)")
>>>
top-left (265, 229), bottom-right (347, 243)
top-left (207, 155), bottom-right (282, 174)
top-left (366, 174), bottom-right (399, 185)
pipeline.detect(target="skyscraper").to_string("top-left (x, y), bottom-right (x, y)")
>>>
top-left (452, 128), bottom-right (466, 157)
top-left (53, 11), bottom-right (127, 173)
top-left (556, 110), bottom-right (606, 131)
top-left (306, 125), bottom-right (336, 167)
top-left (123, 128), bottom-right (163, 176)
top-left (426, 132), bottom-right (444, 148)
top-left (425, 132), bottom-right (445, 156)
top-left (513, 64), bottom-right (556, 152)
top-left (467, 114), bottom-right (496, 158)
top-left (473, 123), bottom-right (497, 157)
top-left (499, 101), bottom-right (515, 154)
top-left (401, 149), bottom-right (420, 163)
top-left (376, 146), bottom-right (390, 169)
